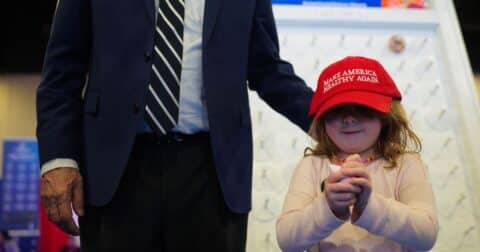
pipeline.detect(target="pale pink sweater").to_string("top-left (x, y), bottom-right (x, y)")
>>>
top-left (276, 153), bottom-right (438, 252)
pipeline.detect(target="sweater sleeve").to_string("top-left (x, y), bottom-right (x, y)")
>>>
top-left (353, 153), bottom-right (439, 251)
top-left (276, 157), bottom-right (345, 252)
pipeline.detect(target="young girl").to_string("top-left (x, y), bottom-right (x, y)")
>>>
top-left (276, 56), bottom-right (438, 252)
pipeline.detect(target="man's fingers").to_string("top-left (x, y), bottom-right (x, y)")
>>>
top-left (57, 195), bottom-right (73, 223)
top-left (44, 198), bottom-right (61, 223)
top-left (57, 198), bottom-right (80, 235)
top-left (43, 196), bottom-right (78, 235)
top-left (55, 212), bottom-right (80, 236)
top-left (43, 195), bottom-right (80, 236)
top-left (41, 180), bottom-right (61, 222)
top-left (57, 217), bottom-right (80, 236)
top-left (72, 179), bottom-right (85, 216)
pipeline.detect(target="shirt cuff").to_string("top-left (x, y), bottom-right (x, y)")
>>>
top-left (41, 158), bottom-right (79, 176)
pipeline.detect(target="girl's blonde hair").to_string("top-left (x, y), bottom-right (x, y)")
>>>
top-left (306, 100), bottom-right (421, 168)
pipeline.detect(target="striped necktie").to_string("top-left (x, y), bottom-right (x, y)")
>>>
top-left (145, 0), bottom-right (185, 136)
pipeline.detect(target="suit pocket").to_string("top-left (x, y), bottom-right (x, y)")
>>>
top-left (84, 92), bottom-right (100, 116)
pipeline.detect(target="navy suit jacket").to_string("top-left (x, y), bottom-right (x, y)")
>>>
top-left (37, 0), bottom-right (313, 213)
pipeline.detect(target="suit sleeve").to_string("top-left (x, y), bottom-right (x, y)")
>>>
top-left (36, 0), bottom-right (91, 167)
top-left (247, 0), bottom-right (313, 132)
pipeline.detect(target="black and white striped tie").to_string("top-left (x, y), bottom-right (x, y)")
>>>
top-left (145, 0), bottom-right (185, 136)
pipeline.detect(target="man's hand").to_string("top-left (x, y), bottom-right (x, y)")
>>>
top-left (41, 167), bottom-right (84, 235)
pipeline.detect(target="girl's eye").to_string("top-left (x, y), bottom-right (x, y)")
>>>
top-left (356, 107), bottom-right (378, 118)
top-left (324, 105), bottom-right (379, 120)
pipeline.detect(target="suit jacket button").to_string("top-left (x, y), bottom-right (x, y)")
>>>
top-left (133, 104), bottom-right (141, 114)
top-left (144, 51), bottom-right (152, 62)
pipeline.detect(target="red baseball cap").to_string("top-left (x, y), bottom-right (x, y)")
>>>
top-left (309, 56), bottom-right (402, 119)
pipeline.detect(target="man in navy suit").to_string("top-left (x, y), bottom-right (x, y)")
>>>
top-left (37, 0), bottom-right (312, 251)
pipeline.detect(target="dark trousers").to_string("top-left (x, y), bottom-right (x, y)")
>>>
top-left (79, 133), bottom-right (248, 251)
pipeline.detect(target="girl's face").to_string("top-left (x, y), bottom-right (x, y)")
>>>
top-left (324, 104), bottom-right (382, 155)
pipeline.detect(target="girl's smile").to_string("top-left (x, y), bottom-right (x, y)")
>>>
top-left (324, 104), bottom-right (382, 156)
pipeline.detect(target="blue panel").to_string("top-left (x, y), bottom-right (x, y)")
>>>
top-left (303, 0), bottom-right (381, 6)
top-left (273, 0), bottom-right (304, 5)
top-left (0, 139), bottom-right (40, 231)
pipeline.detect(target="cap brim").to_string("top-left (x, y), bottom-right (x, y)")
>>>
top-left (314, 91), bottom-right (392, 119)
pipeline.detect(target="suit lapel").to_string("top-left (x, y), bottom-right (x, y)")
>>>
top-left (203, 0), bottom-right (223, 45)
